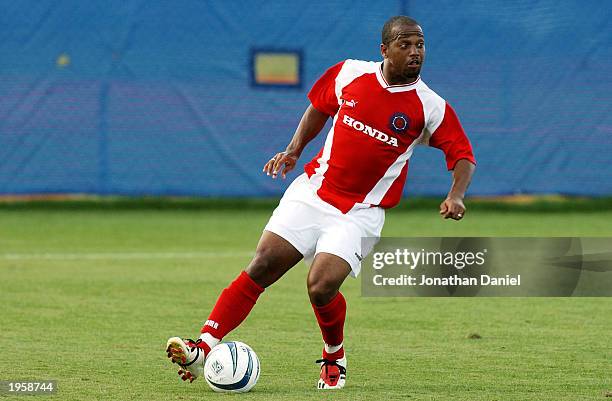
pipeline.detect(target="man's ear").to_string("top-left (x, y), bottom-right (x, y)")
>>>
top-left (380, 43), bottom-right (388, 59)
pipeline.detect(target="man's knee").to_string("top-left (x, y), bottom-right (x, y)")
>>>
top-left (245, 250), bottom-right (275, 287)
top-left (307, 275), bottom-right (339, 306)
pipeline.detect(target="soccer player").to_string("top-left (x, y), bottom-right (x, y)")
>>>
top-left (166, 15), bottom-right (475, 390)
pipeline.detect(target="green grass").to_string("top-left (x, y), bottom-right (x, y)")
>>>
top-left (0, 206), bottom-right (611, 400)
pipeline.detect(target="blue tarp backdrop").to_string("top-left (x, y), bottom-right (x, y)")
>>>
top-left (1, 1), bottom-right (611, 197)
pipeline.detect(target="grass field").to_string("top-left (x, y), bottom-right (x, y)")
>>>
top-left (0, 204), bottom-right (611, 400)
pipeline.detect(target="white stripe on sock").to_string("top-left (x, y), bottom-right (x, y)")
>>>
top-left (199, 332), bottom-right (220, 351)
top-left (324, 342), bottom-right (343, 354)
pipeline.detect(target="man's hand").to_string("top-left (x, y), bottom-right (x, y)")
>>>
top-left (440, 159), bottom-right (475, 221)
top-left (262, 151), bottom-right (298, 179)
top-left (439, 196), bottom-right (466, 220)
top-left (262, 105), bottom-right (329, 180)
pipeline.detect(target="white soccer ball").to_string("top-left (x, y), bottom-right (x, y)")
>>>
top-left (203, 341), bottom-right (260, 393)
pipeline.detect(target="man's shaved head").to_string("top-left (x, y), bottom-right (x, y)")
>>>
top-left (381, 16), bottom-right (421, 45)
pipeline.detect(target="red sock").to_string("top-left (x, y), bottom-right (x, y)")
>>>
top-left (200, 271), bottom-right (265, 340)
top-left (312, 292), bottom-right (346, 360)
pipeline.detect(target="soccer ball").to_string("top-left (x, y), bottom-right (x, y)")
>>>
top-left (203, 341), bottom-right (260, 393)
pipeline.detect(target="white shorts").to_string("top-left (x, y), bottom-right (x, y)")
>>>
top-left (264, 173), bottom-right (385, 277)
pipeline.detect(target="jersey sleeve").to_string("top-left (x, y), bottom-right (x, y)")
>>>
top-left (307, 61), bottom-right (345, 117)
top-left (428, 102), bottom-right (476, 170)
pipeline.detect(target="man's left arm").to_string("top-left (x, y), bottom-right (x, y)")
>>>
top-left (427, 102), bottom-right (476, 221)
top-left (439, 159), bottom-right (475, 220)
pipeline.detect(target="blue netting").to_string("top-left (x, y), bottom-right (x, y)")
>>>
top-left (1, 1), bottom-right (610, 196)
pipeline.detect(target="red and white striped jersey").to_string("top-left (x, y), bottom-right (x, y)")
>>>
top-left (304, 59), bottom-right (475, 214)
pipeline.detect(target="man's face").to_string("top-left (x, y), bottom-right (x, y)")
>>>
top-left (381, 24), bottom-right (425, 80)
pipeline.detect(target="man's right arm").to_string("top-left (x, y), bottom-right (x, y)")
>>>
top-left (263, 104), bottom-right (329, 179)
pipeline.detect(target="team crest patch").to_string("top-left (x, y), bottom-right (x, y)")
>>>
top-left (388, 112), bottom-right (410, 134)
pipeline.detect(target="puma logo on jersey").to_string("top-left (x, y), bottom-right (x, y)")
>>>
top-left (344, 99), bottom-right (358, 107)
top-left (343, 114), bottom-right (399, 147)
